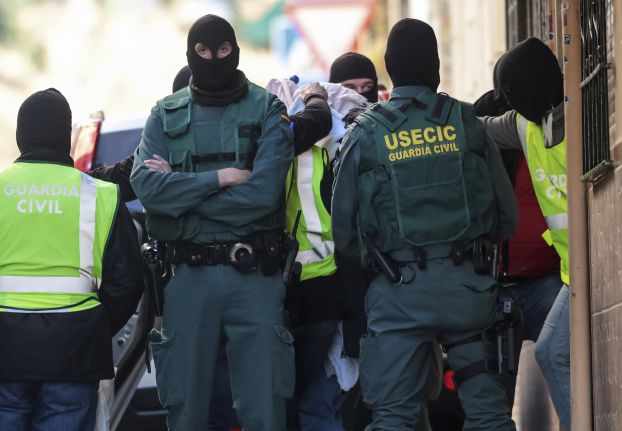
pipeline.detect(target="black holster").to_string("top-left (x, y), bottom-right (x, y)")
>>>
top-left (484, 285), bottom-right (523, 375)
top-left (141, 240), bottom-right (169, 317)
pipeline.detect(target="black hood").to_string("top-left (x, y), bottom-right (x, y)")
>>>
top-left (385, 18), bottom-right (440, 91)
top-left (495, 37), bottom-right (563, 122)
top-left (186, 14), bottom-right (240, 92)
top-left (329, 52), bottom-right (378, 102)
top-left (16, 88), bottom-right (72, 156)
top-left (172, 65), bottom-right (192, 92)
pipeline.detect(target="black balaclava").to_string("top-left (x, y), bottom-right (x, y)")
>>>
top-left (172, 65), bottom-right (192, 93)
top-left (329, 52), bottom-right (378, 103)
top-left (186, 14), bottom-right (240, 92)
top-left (385, 18), bottom-right (440, 90)
top-left (16, 88), bottom-right (71, 156)
top-left (495, 37), bottom-right (563, 123)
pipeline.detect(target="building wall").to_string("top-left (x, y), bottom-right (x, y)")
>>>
top-left (589, 1), bottom-right (622, 429)
top-left (409, 0), bottom-right (506, 102)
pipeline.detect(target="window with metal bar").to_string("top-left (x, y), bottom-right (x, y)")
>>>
top-left (580, 0), bottom-right (614, 182)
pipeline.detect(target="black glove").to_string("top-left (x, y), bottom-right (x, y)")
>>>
top-left (299, 82), bottom-right (328, 104)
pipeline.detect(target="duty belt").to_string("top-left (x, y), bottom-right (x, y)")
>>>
top-left (172, 241), bottom-right (255, 267)
top-left (389, 242), bottom-right (474, 265)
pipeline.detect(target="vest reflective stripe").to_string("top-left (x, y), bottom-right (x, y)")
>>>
top-left (0, 307), bottom-right (74, 314)
top-left (544, 213), bottom-right (568, 231)
top-left (296, 243), bottom-right (335, 266)
top-left (516, 114), bottom-right (569, 284)
top-left (79, 175), bottom-right (97, 280)
top-left (286, 145), bottom-right (337, 281)
top-left (0, 275), bottom-right (96, 294)
top-left (517, 115), bottom-right (529, 154)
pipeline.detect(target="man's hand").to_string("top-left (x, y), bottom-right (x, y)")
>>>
top-left (144, 154), bottom-right (172, 173)
top-left (299, 82), bottom-right (328, 104)
top-left (218, 168), bottom-right (251, 187)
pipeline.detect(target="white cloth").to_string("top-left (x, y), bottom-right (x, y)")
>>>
top-left (265, 79), bottom-right (368, 145)
top-left (323, 321), bottom-right (359, 391)
top-left (94, 378), bottom-right (114, 431)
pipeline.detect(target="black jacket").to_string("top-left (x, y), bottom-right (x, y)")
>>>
top-left (0, 151), bottom-right (144, 382)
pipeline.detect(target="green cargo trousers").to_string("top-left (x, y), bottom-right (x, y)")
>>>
top-left (149, 263), bottom-right (295, 431)
top-left (359, 257), bottom-right (516, 431)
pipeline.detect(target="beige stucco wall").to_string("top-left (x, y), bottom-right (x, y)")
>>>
top-left (588, 1), bottom-right (622, 429)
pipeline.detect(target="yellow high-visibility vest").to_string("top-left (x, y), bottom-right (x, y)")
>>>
top-left (0, 162), bottom-right (118, 312)
top-left (286, 137), bottom-right (337, 281)
top-left (516, 114), bottom-right (569, 285)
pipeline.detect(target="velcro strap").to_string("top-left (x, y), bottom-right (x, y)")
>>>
top-left (453, 360), bottom-right (489, 386)
top-left (424, 93), bottom-right (453, 125)
top-left (362, 102), bottom-right (408, 131)
top-left (191, 152), bottom-right (253, 164)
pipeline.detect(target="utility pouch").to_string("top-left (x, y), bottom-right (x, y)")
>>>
top-left (472, 238), bottom-right (493, 275)
top-left (259, 231), bottom-right (281, 277)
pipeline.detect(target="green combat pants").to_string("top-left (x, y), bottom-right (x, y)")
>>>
top-left (359, 257), bottom-right (516, 431)
top-left (149, 263), bottom-right (295, 431)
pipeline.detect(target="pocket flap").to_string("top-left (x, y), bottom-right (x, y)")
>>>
top-left (168, 150), bottom-right (191, 170)
top-left (462, 272), bottom-right (496, 292)
top-left (162, 96), bottom-right (191, 110)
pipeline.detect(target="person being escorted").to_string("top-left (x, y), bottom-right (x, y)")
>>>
top-left (480, 37), bottom-right (570, 431)
top-left (332, 19), bottom-right (518, 431)
top-left (0, 88), bottom-right (144, 431)
top-left (473, 60), bottom-right (563, 409)
top-left (130, 14), bottom-right (331, 431)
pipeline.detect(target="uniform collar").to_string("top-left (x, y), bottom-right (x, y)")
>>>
top-left (388, 85), bottom-right (432, 101)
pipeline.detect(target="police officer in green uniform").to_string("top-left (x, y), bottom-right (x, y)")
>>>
top-left (332, 19), bottom-right (518, 431)
top-left (130, 15), bottom-right (331, 431)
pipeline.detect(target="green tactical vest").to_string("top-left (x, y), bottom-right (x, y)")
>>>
top-left (0, 162), bottom-right (118, 312)
top-left (286, 136), bottom-right (337, 281)
top-left (146, 84), bottom-right (281, 241)
top-left (354, 90), bottom-right (497, 258)
top-left (516, 114), bottom-right (569, 285)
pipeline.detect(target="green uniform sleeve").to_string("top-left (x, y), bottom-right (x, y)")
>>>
top-left (191, 98), bottom-right (294, 226)
top-left (485, 136), bottom-right (519, 241)
top-left (130, 108), bottom-right (220, 217)
top-left (331, 126), bottom-right (364, 261)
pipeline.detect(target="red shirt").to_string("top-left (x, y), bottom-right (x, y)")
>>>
top-left (506, 157), bottom-right (560, 278)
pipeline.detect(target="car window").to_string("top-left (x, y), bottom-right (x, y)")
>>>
top-left (94, 128), bottom-right (143, 168)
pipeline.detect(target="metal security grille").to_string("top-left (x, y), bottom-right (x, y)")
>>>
top-left (580, 0), bottom-right (613, 181)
